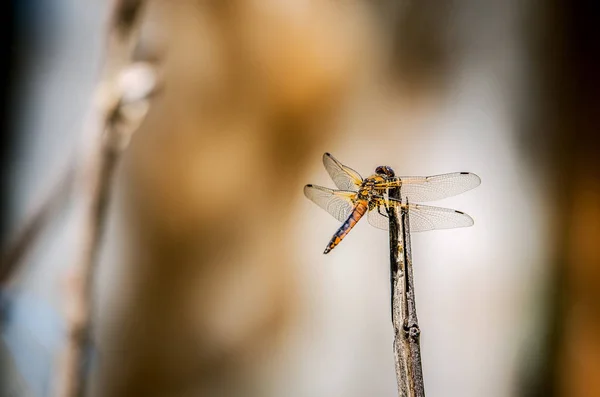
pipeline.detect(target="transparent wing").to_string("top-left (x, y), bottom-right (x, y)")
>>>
top-left (406, 203), bottom-right (474, 232)
top-left (304, 184), bottom-right (355, 222)
top-left (366, 199), bottom-right (474, 232)
top-left (375, 172), bottom-right (481, 202)
top-left (322, 152), bottom-right (363, 192)
top-left (367, 200), bottom-right (390, 230)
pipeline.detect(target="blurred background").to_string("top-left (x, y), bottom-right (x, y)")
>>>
top-left (1, 0), bottom-right (599, 396)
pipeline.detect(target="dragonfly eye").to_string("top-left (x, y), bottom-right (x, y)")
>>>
top-left (376, 166), bottom-right (395, 177)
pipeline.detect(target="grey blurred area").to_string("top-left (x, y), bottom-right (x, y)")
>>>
top-left (1, 1), bottom-right (107, 396)
top-left (2, 0), bottom-right (599, 397)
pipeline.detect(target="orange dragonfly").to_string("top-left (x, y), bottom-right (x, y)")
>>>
top-left (304, 153), bottom-right (481, 254)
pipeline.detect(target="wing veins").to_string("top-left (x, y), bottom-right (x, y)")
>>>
top-left (367, 196), bottom-right (474, 232)
top-left (304, 184), bottom-right (355, 222)
top-left (373, 172), bottom-right (481, 202)
top-left (322, 153), bottom-right (363, 192)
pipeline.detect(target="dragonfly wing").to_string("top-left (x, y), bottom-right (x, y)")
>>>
top-left (304, 184), bottom-right (355, 222)
top-left (366, 198), bottom-right (474, 232)
top-left (367, 201), bottom-right (390, 230)
top-left (406, 203), bottom-right (474, 232)
top-left (377, 172), bottom-right (481, 202)
top-left (322, 152), bottom-right (363, 192)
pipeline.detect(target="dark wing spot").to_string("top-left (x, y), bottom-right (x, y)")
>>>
top-left (324, 152), bottom-right (332, 157)
top-left (306, 184), bottom-right (313, 187)
top-left (460, 172), bottom-right (469, 175)
top-left (455, 210), bottom-right (465, 214)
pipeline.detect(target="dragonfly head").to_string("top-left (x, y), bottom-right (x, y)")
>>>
top-left (375, 165), bottom-right (395, 177)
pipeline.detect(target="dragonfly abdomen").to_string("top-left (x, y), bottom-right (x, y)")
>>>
top-left (323, 200), bottom-right (368, 254)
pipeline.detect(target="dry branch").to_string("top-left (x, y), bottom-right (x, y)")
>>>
top-left (54, 1), bottom-right (152, 396)
top-left (388, 187), bottom-right (425, 397)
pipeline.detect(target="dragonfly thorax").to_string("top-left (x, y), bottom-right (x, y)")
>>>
top-left (358, 177), bottom-right (383, 200)
top-left (357, 187), bottom-right (371, 200)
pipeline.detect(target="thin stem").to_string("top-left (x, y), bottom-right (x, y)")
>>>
top-left (56, 121), bottom-right (122, 397)
top-left (400, 201), bottom-right (425, 396)
top-left (54, 1), bottom-right (148, 396)
top-left (388, 186), bottom-right (425, 397)
top-left (0, 164), bottom-right (75, 286)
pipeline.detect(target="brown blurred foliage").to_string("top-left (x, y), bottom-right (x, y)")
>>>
top-left (524, 1), bottom-right (600, 396)
top-left (96, 1), bottom-right (380, 395)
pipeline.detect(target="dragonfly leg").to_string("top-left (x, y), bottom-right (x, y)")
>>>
top-left (378, 205), bottom-right (389, 219)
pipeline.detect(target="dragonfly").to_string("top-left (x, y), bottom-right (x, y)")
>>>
top-left (304, 153), bottom-right (481, 254)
